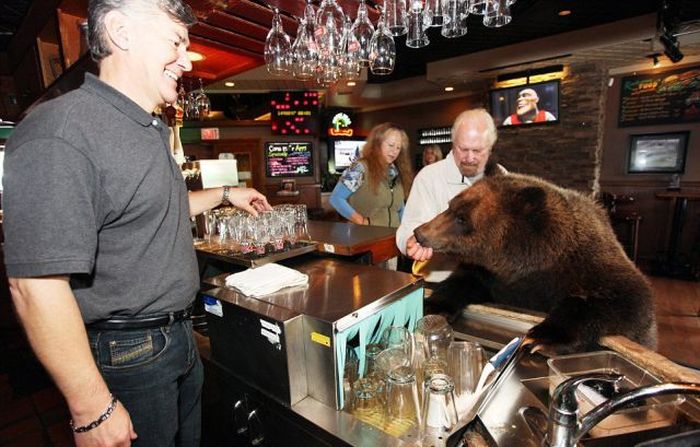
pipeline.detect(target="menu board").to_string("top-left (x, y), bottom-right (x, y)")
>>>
top-left (618, 66), bottom-right (700, 127)
top-left (265, 142), bottom-right (313, 177)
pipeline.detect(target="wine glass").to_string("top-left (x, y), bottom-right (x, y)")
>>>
top-left (291, 17), bottom-right (318, 81)
top-left (264, 9), bottom-right (292, 76)
top-left (340, 16), bottom-right (361, 80)
top-left (441, 0), bottom-right (468, 38)
top-left (369, 11), bottom-right (396, 76)
top-left (317, 12), bottom-right (342, 85)
top-left (195, 78), bottom-right (210, 120)
top-left (384, 0), bottom-right (408, 36)
top-left (483, 0), bottom-right (512, 27)
top-left (423, 0), bottom-right (444, 27)
top-left (406, 0), bottom-right (429, 48)
top-left (351, 0), bottom-right (375, 67)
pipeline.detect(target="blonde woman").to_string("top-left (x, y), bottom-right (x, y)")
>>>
top-left (330, 123), bottom-right (414, 227)
top-left (422, 144), bottom-right (443, 166)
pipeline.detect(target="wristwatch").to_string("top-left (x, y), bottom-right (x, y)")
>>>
top-left (222, 185), bottom-right (231, 205)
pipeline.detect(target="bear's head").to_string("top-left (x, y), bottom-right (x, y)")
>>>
top-left (414, 174), bottom-right (583, 278)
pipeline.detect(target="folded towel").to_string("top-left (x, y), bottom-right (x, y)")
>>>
top-left (224, 263), bottom-right (309, 297)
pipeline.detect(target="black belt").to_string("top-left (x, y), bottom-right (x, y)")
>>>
top-left (87, 306), bottom-right (194, 330)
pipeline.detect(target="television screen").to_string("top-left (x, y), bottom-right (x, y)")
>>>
top-left (490, 80), bottom-right (560, 127)
top-left (332, 139), bottom-right (365, 170)
top-left (265, 141), bottom-right (314, 177)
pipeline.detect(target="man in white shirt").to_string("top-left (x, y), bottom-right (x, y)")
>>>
top-left (396, 108), bottom-right (507, 280)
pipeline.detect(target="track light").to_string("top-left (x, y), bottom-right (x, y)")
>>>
top-left (660, 32), bottom-right (683, 63)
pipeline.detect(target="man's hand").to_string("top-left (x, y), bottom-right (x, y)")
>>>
top-left (228, 188), bottom-right (272, 217)
top-left (406, 235), bottom-right (433, 261)
top-left (74, 402), bottom-right (137, 447)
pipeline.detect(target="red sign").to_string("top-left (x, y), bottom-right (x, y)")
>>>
top-left (201, 128), bottom-right (220, 140)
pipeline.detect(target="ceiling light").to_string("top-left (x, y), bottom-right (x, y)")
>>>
top-left (444, 86), bottom-right (454, 92)
top-left (187, 51), bottom-right (204, 62)
top-left (346, 81), bottom-right (357, 87)
top-left (224, 81), bottom-right (235, 87)
top-left (558, 10), bottom-right (571, 16)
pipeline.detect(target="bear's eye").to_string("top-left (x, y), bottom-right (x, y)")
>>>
top-left (455, 216), bottom-right (465, 225)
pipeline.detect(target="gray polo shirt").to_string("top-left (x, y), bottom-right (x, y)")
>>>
top-left (3, 73), bottom-right (199, 323)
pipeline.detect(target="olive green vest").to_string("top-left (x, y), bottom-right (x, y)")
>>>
top-left (348, 164), bottom-right (405, 228)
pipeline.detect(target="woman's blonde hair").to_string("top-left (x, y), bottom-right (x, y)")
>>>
top-left (360, 122), bottom-right (414, 194)
top-left (422, 144), bottom-right (443, 165)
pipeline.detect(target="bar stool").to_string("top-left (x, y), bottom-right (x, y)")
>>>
top-left (599, 192), bottom-right (642, 263)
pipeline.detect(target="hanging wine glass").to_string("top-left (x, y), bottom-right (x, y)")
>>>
top-left (292, 17), bottom-right (318, 81)
top-left (406, 0), bottom-right (429, 48)
top-left (423, 0), bottom-right (444, 27)
top-left (384, 0), bottom-right (408, 36)
top-left (315, 0), bottom-right (345, 55)
top-left (369, 10), bottom-right (395, 75)
top-left (317, 12), bottom-right (343, 85)
top-left (265, 9), bottom-right (292, 75)
top-left (185, 79), bottom-right (199, 120)
top-left (340, 16), bottom-right (361, 80)
top-left (351, 0), bottom-right (374, 67)
top-left (195, 78), bottom-right (211, 121)
top-left (483, 0), bottom-right (511, 28)
top-left (441, 0), bottom-right (468, 38)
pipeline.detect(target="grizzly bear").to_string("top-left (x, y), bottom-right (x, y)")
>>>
top-left (414, 173), bottom-right (657, 355)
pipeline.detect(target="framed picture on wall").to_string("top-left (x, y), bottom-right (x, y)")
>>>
top-left (627, 131), bottom-right (689, 174)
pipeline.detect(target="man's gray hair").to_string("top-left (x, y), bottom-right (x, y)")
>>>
top-left (88, 0), bottom-right (196, 62)
top-left (451, 108), bottom-right (498, 149)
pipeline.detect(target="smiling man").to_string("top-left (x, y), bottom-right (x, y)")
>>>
top-left (3, 1), bottom-right (270, 446)
top-left (503, 87), bottom-right (556, 125)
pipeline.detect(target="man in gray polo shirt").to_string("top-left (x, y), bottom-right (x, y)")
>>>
top-left (2, 0), bottom-right (270, 446)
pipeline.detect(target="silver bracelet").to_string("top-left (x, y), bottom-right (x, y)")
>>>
top-left (70, 394), bottom-right (118, 433)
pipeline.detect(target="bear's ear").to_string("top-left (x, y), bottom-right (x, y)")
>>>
top-left (509, 186), bottom-right (548, 228)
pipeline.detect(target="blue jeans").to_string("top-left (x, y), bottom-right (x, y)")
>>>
top-left (88, 319), bottom-right (203, 447)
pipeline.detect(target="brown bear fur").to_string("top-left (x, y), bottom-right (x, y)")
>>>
top-left (414, 172), bottom-right (657, 354)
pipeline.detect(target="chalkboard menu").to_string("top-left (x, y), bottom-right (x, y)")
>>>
top-left (265, 142), bottom-right (313, 177)
top-left (619, 66), bottom-right (700, 127)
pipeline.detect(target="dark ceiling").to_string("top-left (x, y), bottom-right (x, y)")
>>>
top-left (2, 0), bottom-right (700, 85)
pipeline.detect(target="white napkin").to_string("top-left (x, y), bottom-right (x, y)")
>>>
top-left (224, 263), bottom-right (309, 297)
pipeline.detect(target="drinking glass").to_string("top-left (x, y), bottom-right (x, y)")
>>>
top-left (386, 366), bottom-right (421, 437)
top-left (421, 374), bottom-right (459, 438)
top-left (441, 0), bottom-right (468, 38)
top-left (351, 0), bottom-right (375, 66)
top-left (423, 0), bottom-right (444, 27)
top-left (483, 0), bottom-right (511, 27)
top-left (369, 12), bottom-right (396, 76)
top-left (381, 326), bottom-right (413, 358)
top-left (264, 10), bottom-right (292, 76)
top-left (363, 343), bottom-right (384, 378)
top-left (405, 7), bottom-right (429, 49)
top-left (415, 314), bottom-right (453, 361)
top-left (446, 341), bottom-right (484, 416)
top-left (343, 346), bottom-right (360, 410)
top-left (469, 0), bottom-right (488, 15)
top-left (375, 346), bottom-right (411, 379)
top-left (293, 204), bottom-right (309, 241)
top-left (352, 377), bottom-right (383, 421)
top-left (384, 0), bottom-right (408, 36)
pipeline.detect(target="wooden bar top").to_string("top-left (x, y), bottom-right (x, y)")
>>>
top-left (308, 220), bottom-right (399, 264)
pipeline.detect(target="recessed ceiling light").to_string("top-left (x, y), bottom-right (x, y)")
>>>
top-left (444, 86), bottom-right (454, 92)
top-left (187, 51), bottom-right (204, 62)
top-left (224, 81), bottom-right (235, 87)
top-left (347, 81), bottom-right (357, 87)
top-left (558, 10), bottom-right (571, 16)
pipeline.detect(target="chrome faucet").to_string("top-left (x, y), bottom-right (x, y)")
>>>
top-left (546, 373), bottom-right (700, 447)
